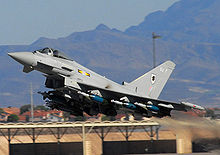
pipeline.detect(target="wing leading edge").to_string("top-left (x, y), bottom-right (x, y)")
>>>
top-left (75, 81), bottom-right (205, 117)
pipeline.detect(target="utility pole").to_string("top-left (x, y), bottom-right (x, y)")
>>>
top-left (30, 83), bottom-right (34, 122)
top-left (82, 123), bottom-right (86, 155)
top-left (152, 32), bottom-right (161, 68)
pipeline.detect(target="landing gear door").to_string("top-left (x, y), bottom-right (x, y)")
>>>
top-left (45, 76), bottom-right (64, 89)
top-left (64, 77), bottom-right (81, 90)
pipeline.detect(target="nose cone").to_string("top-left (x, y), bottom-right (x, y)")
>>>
top-left (8, 52), bottom-right (36, 66)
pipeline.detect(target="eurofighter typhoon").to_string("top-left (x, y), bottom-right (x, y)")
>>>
top-left (8, 48), bottom-right (204, 117)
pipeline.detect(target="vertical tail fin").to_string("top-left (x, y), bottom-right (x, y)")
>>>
top-left (129, 61), bottom-right (175, 99)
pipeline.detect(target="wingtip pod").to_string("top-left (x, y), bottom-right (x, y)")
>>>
top-left (165, 60), bottom-right (176, 69)
top-left (181, 102), bottom-right (205, 111)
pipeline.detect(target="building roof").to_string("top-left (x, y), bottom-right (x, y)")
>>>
top-left (48, 113), bottom-right (63, 119)
top-left (21, 110), bottom-right (63, 118)
top-left (3, 107), bottom-right (20, 115)
top-left (18, 115), bottom-right (27, 121)
top-left (21, 110), bottom-right (48, 117)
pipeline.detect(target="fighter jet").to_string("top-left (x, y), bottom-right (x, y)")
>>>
top-left (8, 47), bottom-right (205, 117)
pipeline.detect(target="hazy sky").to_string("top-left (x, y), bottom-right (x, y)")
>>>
top-left (0, 0), bottom-right (178, 45)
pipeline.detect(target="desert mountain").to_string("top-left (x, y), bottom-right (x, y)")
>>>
top-left (1, 0), bottom-right (220, 107)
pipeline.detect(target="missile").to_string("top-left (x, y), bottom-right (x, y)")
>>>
top-left (134, 102), bottom-right (161, 113)
top-left (111, 100), bottom-right (123, 105)
top-left (181, 102), bottom-right (205, 110)
top-left (78, 91), bottom-right (90, 97)
top-left (158, 103), bottom-right (174, 109)
top-left (64, 94), bottom-right (71, 99)
top-left (90, 95), bottom-right (105, 103)
top-left (146, 105), bottom-right (160, 111)
top-left (124, 102), bottom-right (136, 109)
top-left (134, 102), bottom-right (147, 108)
top-left (111, 100), bottom-right (136, 109)
top-left (78, 91), bottom-right (108, 104)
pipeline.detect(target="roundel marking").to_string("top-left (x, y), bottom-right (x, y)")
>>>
top-left (151, 74), bottom-right (156, 84)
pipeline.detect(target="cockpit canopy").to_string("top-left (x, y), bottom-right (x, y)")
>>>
top-left (35, 47), bottom-right (71, 60)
